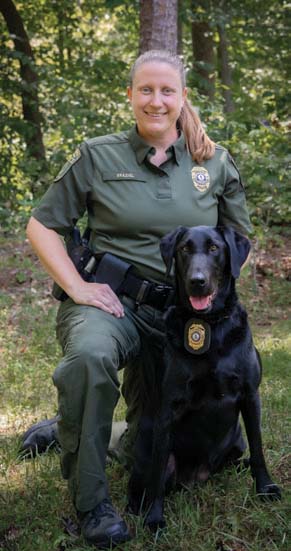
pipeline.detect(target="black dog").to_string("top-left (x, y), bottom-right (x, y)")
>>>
top-left (127, 225), bottom-right (281, 530)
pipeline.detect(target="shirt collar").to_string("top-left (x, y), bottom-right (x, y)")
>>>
top-left (128, 125), bottom-right (186, 166)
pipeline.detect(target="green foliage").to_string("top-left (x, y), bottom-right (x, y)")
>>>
top-left (0, 0), bottom-right (139, 226)
top-left (232, 124), bottom-right (290, 228)
top-left (182, 0), bottom-right (290, 229)
top-left (0, 0), bottom-right (289, 231)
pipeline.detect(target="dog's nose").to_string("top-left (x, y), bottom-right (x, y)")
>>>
top-left (190, 274), bottom-right (206, 288)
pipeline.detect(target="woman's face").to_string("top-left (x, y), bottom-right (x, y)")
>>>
top-left (127, 61), bottom-right (187, 145)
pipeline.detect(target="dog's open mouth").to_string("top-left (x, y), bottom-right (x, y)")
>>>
top-left (189, 293), bottom-right (215, 312)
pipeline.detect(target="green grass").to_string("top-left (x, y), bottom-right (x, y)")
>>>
top-left (0, 233), bottom-right (290, 550)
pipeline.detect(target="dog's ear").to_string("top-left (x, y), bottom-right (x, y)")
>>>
top-left (220, 226), bottom-right (251, 278)
top-left (160, 226), bottom-right (188, 277)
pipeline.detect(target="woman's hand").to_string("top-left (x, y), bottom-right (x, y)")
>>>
top-left (70, 281), bottom-right (124, 317)
top-left (26, 217), bottom-right (124, 318)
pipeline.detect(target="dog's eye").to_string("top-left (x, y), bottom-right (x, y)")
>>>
top-left (209, 244), bottom-right (218, 252)
top-left (180, 245), bottom-right (190, 253)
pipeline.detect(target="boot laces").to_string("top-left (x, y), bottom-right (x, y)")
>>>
top-left (89, 498), bottom-right (118, 526)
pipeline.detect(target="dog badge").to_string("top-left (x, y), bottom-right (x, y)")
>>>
top-left (191, 167), bottom-right (210, 192)
top-left (184, 319), bottom-right (211, 354)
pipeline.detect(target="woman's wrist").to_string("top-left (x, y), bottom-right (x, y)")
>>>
top-left (62, 274), bottom-right (87, 301)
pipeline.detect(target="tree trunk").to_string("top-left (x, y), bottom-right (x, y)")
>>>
top-left (139, 0), bottom-right (178, 54)
top-left (177, 0), bottom-right (183, 55)
top-left (0, 0), bottom-right (46, 162)
top-left (191, 19), bottom-right (215, 99)
top-left (217, 22), bottom-right (234, 113)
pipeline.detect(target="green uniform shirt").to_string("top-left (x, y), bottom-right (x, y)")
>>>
top-left (33, 126), bottom-right (252, 282)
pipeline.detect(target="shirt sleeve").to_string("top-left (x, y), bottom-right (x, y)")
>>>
top-left (218, 153), bottom-right (252, 235)
top-left (32, 142), bottom-right (93, 236)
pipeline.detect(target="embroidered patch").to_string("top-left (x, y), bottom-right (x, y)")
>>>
top-left (191, 167), bottom-right (210, 192)
top-left (184, 319), bottom-right (211, 355)
top-left (54, 147), bottom-right (82, 182)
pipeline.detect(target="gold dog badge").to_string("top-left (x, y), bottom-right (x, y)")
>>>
top-left (184, 319), bottom-right (211, 354)
top-left (191, 167), bottom-right (210, 192)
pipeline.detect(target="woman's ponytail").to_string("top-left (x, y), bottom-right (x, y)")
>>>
top-left (179, 99), bottom-right (215, 164)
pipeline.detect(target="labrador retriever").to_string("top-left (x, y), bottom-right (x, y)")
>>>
top-left (127, 225), bottom-right (281, 531)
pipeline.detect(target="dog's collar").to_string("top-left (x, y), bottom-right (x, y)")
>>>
top-left (176, 306), bottom-right (230, 325)
top-left (184, 319), bottom-right (211, 354)
top-left (198, 311), bottom-right (230, 324)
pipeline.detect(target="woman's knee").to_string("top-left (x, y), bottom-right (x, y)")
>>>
top-left (53, 333), bottom-right (120, 394)
top-left (53, 335), bottom-right (120, 431)
top-left (72, 332), bottom-right (119, 367)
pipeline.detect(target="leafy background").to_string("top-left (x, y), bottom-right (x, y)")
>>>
top-left (0, 0), bottom-right (290, 234)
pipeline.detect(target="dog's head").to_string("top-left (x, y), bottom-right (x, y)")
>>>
top-left (160, 225), bottom-right (250, 314)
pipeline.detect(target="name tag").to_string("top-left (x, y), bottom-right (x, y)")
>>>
top-left (116, 172), bottom-right (135, 179)
top-left (102, 171), bottom-right (146, 182)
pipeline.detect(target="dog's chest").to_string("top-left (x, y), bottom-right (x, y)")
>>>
top-left (164, 336), bottom-right (243, 417)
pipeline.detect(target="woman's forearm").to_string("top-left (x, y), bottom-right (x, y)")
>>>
top-left (26, 217), bottom-right (84, 297)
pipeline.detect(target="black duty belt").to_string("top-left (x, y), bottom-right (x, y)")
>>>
top-left (120, 272), bottom-right (174, 310)
top-left (92, 252), bottom-right (174, 311)
top-left (53, 251), bottom-right (174, 311)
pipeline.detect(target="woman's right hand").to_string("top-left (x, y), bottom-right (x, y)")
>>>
top-left (69, 281), bottom-right (124, 317)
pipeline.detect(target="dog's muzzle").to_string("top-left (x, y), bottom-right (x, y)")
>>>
top-left (188, 292), bottom-right (216, 312)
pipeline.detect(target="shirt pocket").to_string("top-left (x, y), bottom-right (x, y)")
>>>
top-left (102, 171), bottom-right (146, 183)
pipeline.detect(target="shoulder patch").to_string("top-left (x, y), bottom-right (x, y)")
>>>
top-left (54, 147), bottom-right (82, 182)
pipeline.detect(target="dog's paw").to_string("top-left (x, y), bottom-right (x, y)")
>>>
top-left (257, 483), bottom-right (282, 501)
top-left (144, 516), bottom-right (166, 533)
top-left (143, 499), bottom-right (166, 532)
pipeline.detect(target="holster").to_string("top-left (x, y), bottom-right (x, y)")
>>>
top-left (52, 226), bottom-right (132, 301)
top-left (52, 226), bottom-right (93, 301)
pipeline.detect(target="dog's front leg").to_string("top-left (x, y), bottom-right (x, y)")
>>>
top-left (241, 391), bottom-right (281, 500)
top-left (143, 408), bottom-right (173, 531)
top-left (127, 414), bottom-right (155, 515)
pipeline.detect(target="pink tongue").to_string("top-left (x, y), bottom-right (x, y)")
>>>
top-left (189, 296), bottom-right (210, 310)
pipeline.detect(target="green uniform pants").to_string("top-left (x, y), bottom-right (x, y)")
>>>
top-left (52, 295), bottom-right (165, 513)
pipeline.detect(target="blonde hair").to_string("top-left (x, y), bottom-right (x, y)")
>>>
top-left (129, 50), bottom-right (215, 164)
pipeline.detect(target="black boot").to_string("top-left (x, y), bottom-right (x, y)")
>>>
top-left (78, 498), bottom-right (131, 548)
top-left (20, 416), bottom-right (59, 457)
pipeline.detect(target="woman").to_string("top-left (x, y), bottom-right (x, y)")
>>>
top-left (26, 50), bottom-right (251, 548)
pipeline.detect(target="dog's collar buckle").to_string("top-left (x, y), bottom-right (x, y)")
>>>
top-left (184, 319), bottom-right (211, 354)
